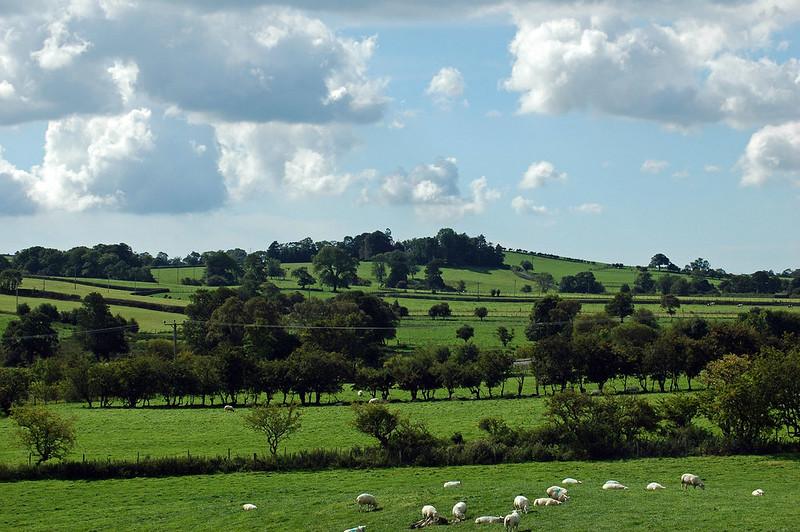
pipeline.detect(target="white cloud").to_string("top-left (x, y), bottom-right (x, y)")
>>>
top-left (704, 164), bottom-right (721, 173)
top-left (31, 20), bottom-right (91, 70)
top-left (672, 170), bottom-right (690, 178)
top-left (641, 159), bottom-right (669, 174)
top-left (190, 140), bottom-right (207, 156)
top-left (519, 160), bottom-right (566, 189)
top-left (739, 121), bottom-right (800, 186)
top-left (511, 195), bottom-right (550, 215)
top-left (0, 80), bottom-right (14, 99)
top-left (379, 157), bottom-right (498, 218)
top-left (426, 67), bottom-right (465, 108)
top-left (107, 60), bottom-right (139, 105)
top-left (571, 202), bottom-right (603, 214)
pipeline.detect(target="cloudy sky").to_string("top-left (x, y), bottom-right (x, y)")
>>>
top-left (1, 0), bottom-right (799, 272)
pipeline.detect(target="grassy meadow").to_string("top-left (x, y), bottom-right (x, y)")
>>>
top-left (3, 455), bottom-right (798, 530)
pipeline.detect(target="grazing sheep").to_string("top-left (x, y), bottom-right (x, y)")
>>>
top-left (452, 501), bottom-right (467, 522)
top-left (357, 390), bottom-right (364, 397)
top-left (646, 483), bottom-right (666, 491)
top-left (504, 510), bottom-right (521, 532)
top-left (562, 478), bottom-right (582, 485)
top-left (356, 493), bottom-right (378, 511)
top-left (681, 473), bottom-right (705, 490)
top-left (546, 486), bottom-right (569, 501)
top-left (533, 497), bottom-right (562, 506)
top-left (421, 505), bottom-right (438, 519)
top-left (344, 527), bottom-right (366, 532)
top-left (242, 503), bottom-right (257, 511)
top-left (602, 481), bottom-right (628, 490)
top-left (443, 480), bottom-right (462, 488)
top-left (368, 397), bottom-right (380, 404)
top-left (513, 495), bottom-right (530, 514)
top-left (474, 516), bottom-right (504, 524)
top-left (223, 405), bottom-right (234, 412)
top-left (752, 489), bottom-right (764, 496)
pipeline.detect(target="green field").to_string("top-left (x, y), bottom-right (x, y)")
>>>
top-left (2, 455), bottom-right (798, 530)
top-left (18, 277), bottom-right (188, 307)
top-left (0, 294), bottom-right (185, 333)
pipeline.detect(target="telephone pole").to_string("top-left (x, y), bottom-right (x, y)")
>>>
top-left (164, 320), bottom-right (179, 358)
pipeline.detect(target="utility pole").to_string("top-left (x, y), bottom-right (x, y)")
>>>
top-left (15, 286), bottom-right (19, 310)
top-left (164, 320), bottom-right (178, 358)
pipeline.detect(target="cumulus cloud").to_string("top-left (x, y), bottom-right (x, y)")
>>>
top-left (571, 202), bottom-right (603, 214)
top-left (519, 160), bottom-right (566, 189)
top-left (739, 121), bottom-right (800, 186)
top-left (511, 195), bottom-right (550, 215)
top-left (504, 2), bottom-right (800, 128)
top-left (426, 67), bottom-right (465, 108)
top-left (641, 159), bottom-right (669, 174)
top-left (379, 157), bottom-right (499, 218)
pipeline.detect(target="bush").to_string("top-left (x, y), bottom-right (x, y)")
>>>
top-left (351, 403), bottom-right (399, 448)
top-left (11, 405), bottom-right (76, 464)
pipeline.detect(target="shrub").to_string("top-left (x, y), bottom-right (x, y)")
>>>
top-left (12, 405), bottom-right (76, 464)
top-left (244, 404), bottom-right (302, 457)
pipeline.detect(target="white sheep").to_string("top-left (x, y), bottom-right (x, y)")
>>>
top-left (223, 405), bottom-right (234, 412)
top-left (646, 482), bottom-right (666, 491)
top-left (546, 485), bottom-right (569, 501)
top-left (562, 477), bottom-right (582, 485)
top-left (421, 505), bottom-right (438, 519)
top-left (474, 516), bottom-right (504, 524)
top-left (356, 493), bottom-right (378, 511)
top-left (443, 480), bottom-right (462, 488)
top-left (357, 390), bottom-right (364, 397)
top-left (452, 501), bottom-right (467, 521)
top-left (752, 489), bottom-right (764, 496)
top-left (681, 473), bottom-right (705, 490)
top-left (242, 503), bottom-right (257, 511)
top-left (513, 495), bottom-right (530, 514)
top-left (368, 397), bottom-right (380, 404)
top-left (602, 481), bottom-right (628, 490)
top-left (504, 510), bottom-right (521, 532)
top-left (533, 497), bottom-right (561, 506)
top-left (343, 527), bottom-right (366, 532)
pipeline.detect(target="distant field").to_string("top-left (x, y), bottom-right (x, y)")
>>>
top-left (3, 455), bottom-right (798, 530)
top-left (18, 277), bottom-right (188, 308)
top-left (0, 294), bottom-right (185, 333)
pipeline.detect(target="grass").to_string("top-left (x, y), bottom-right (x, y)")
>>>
top-left (0, 294), bottom-right (185, 333)
top-left (2, 455), bottom-right (798, 530)
top-left (18, 277), bottom-right (188, 307)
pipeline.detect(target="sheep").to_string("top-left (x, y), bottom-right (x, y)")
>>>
top-left (421, 505), bottom-right (438, 519)
top-left (504, 510), bottom-right (521, 532)
top-left (356, 493), bottom-right (378, 511)
top-left (562, 478), bottom-right (582, 486)
top-left (513, 495), bottom-right (530, 514)
top-left (474, 516), bottom-right (504, 524)
top-left (681, 473), bottom-right (705, 490)
top-left (752, 489), bottom-right (764, 497)
top-left (546, 485), bottom-right (569, 501)
top-left (646, 483), bottom-right (666, 491)
top-left (602, 481), bottom-right (628, 490)
top-left (452, 501), bottom-right (467, 522)
top-left (368, 397), bottom-right (380, 404)
top-left (343, 527), bottom-right (366, 532)
top-left (223, 405), bottom-right (234, 412)
top-left (443, 480), bottom-right (462, 488)
top-left (357, 390), bottom-right (364, 397)
top-left (533, 497), bottom-right (561, 506)
top-left (242, 503), bottom-right (257, 511)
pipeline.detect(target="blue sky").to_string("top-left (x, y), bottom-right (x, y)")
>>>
top-left (1, 1), bottom-right (799, 273)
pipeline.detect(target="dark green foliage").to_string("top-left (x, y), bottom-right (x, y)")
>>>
top-left (559, 271), bottom-right (605, 294)
top-left (605, 292), bottom-right (634, 322)
top-left (0, 366), bottom-right (30, 415)
top-left (12, 244), bottom-right (154, 282)
top-left (312, 245), bottom-right (359, 292)
top-left (75, 293), bottom-right (132, 360)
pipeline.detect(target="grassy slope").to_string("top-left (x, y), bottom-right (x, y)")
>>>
top-left (0, 294), bottom-right (185, 333)
top-left (3, 455), bottom-right (799, 531)
top-left (18, 277), bottom-right (188, 307)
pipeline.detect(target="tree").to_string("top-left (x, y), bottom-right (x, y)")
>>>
top-left (525, 295), bottom-right (581, 341)
top-left (291, 266), bottom-right (316, 289)
top-left (351, 403), bottom-right (399, 448)
top-left (495, 326), bottom-right (515, 348)
top-left (520, 284), bottom-right (532, 293)
top-left (427, 302), bottom-right (451, 320)
top-left (456, 324), bottom-right (475, 343)
top-left (0, 367), bottom-right (30, 415)
top-left (531, 272), bottom-right (555, 294)
top-left (0, 269), bottom-right (22, 293)
top-left (2, 310), bottom-right (59, 366)
top-left (649, 253), bottom-right (671, 270)
top-left (371, 259), bottom-right (387, 286)
top-left (312, 245), bottom-right (359, 292)
top-left (473, 307), bottom-right (488, 321)
top-left (244, 404), bottom-right (302, 458)
top-left (520, 259), bottom-right (533, 271)
top-left (660, 294), bottom-right (681, 319)
top-left (424, 259), bottom-right (445, 290)
top-left (605, 292), bottom-right (634, 323)
top-left (12, 405), bottom-right (76, 464)
top-left (76, 293), bottom-right (132, 360)
top-left (633, 271), bottom-right (656, 294)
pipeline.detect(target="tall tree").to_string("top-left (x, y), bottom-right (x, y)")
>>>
top-left (76, 293), bottom-right (132, 360)
top-left (290, 267), bottom-right (316, 289)
top-left (606, 292), bottom-right (634, 323)
top-left (649, 253), bottom-right (671, 270)
top-left (312, 246), bottom-right (359, 292)
top-left (660, 294), bottom-right (681, 319)
top-left (424, 259), bottom-right (445, 290)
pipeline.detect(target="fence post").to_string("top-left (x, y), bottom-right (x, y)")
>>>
top-left (82, 453), bottom-right (85, 463)
top-left (228, 448), bottom-right (231, 460)
top-left (188, 450), bottom-right (191, 459)
top-left (137, 451), bottom-right (140, 463)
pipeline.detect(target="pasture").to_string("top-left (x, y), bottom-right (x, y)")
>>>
top-left (2, 455), bottom-right (798, 530)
